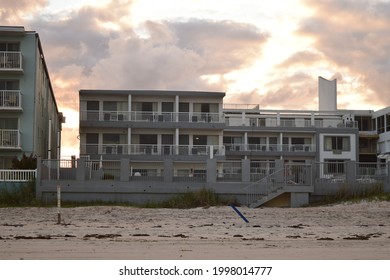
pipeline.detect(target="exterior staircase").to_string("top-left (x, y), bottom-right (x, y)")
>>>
top-left (245, 163), bottom-right (312, 208)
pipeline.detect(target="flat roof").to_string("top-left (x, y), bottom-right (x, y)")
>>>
top-left (79, 89), bottom-right (226, 98)
top-left (0, 26), bottom-right (26, 35)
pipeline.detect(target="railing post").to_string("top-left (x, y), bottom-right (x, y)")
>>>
top-left (207, 158), bottom-right (217, 184)
top-left (346, 160), bottom-right (356, 184)
top-left (241, 159), bottom-right (251, 183)
top-left (76, 158), bottom-right (86, 181)
top-left (163, 159), bottom-right (173, 183)
top-left (120, 158), bottom-right (129, 182)
top-left (36, 157), bottom-right (42, 200)
top-left (275, 160), bottom-right (284, 184)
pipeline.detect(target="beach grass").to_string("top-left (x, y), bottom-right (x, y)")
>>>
top-left (311, 183), bottom-right (390, 206)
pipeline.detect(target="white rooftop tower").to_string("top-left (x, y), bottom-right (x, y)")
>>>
top-left (318, 76), bottom-right (337, 111)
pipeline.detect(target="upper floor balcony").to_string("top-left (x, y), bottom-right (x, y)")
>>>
top-left (80, 110), bottom-right (225, 124)
top-left (225, 143), bottom-right (316, 153)
top-left (0, 90), bottom-right (22, 111)
top-left (226, 115), bottom-right (358, 129)
top-left (0, 52), bottom-right (23, 72)
top-left (81, 144), bottom-right (225, 157)
top-left (0, 129), bottom-right (21, 150)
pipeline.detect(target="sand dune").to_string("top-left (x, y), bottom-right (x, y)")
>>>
top-left (0, 201), bottom-right (389, 259)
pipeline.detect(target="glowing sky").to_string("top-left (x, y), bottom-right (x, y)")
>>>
top-left (1, 0), bottom-right (390, 156)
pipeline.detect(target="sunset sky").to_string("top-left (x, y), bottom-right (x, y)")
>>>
top-left (1, 0), bottom-right (390, 156)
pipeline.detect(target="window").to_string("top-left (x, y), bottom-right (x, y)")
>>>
top-left (0, 80), bottom-right (19, 90)
top-left (86, 101), bottom-right (99, 120)
top-left (0, 42), bottom-right (20, 51)
top-left (324, 159), bottom-right (345, 175)
top-left (355, 116), bottom-right (373, 131)
top-left (0, 118), bottom-right (18, 129)
top-left (86, 133), bottom-right (98, 154)
top-left (324, 136), bottom-right (350, 151)
top-left (377, 115), bottom-right (385, 134)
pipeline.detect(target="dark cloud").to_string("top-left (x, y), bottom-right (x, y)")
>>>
top-left (298, 0), bottom-right (390, 105)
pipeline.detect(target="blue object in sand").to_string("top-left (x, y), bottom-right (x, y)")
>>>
top-left (230, 205), bottom-right (249, 223)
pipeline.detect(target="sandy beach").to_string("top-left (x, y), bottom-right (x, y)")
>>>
top-left (0, 201), bottom-right (389, 260)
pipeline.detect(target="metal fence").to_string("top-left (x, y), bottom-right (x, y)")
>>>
top-left (217, 161), bottom-right (241, 181)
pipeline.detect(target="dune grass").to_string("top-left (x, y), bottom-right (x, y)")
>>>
top-left (311, 183), bottom-right (390, 206)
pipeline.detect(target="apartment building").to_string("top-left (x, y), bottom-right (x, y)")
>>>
top-left (79, 90), bottom-right (225, 179)
top-left (35, 77), bottom-right (390, 207)
top-left (0, 26), bottom-right (64, 168)
top-left (78, 78), bottom-right (378, 180)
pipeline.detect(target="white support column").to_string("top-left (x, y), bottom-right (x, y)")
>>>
top-left (244, 132), bottom-right (248, 151)
top-left (128, 94), bottom-right (132, 120)
top-left (175, 95), bottom-right (179, 122)
top-left (279, 132), bottom-right (283, 152)
top-left (241, 112), bottom-right (245, 125)
top-left (311, 112), bottom-right (315, 126)
top-left (128, 127), bottom-right (132, 155)
top-left (175, 128), bottom-right (179, 155)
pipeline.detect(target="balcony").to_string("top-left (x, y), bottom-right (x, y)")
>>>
top-left (0, 129), bottom-right (21, 149)
top-left (80, 110), bottom-right (225, 123)
top-left (0, 90), bottom-right (22, 110)
top-left (0, 52), bottom-right (23, 72)
top-left (225, 144), bottom-right (316, 153)
top-left (226, 115), bottom-right (358, 129)
top-left (81, 144), bottom-right (225, 157)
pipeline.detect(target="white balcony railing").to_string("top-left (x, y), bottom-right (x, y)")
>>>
top-left (0, 129), bottom-right (21, 149)
top-left (0, 90), bottom-right (22, 109)
top-left (81, 144), bottom-right (226, 156)
top-left (80, 110), bottom-right (225, 123)
top-left (0, 51), bottom-right (22, 70)
top-left (224, 144), bottom-right (316, 153)
top-left (227, 116), bottom-right (358, 129)
top-left (0, 169), bottom-right (36, 182)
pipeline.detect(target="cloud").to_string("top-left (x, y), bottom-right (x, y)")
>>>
top-left (168, 19), bottom-right (269, 74)
top-left (29, 0), bottom-right (135, 76)
top-left (297, 0), bottom-right (390, 106)
top-left (0, 0), bottom-right (48, 24)
top-left (26, 3), bottom-right (268, 111)
top-left (259, 72), bottom-right (318, 109)
top-left (277, 50), bottom-right (324, 69)
top-left (84, 19), bottom-right (268, 92)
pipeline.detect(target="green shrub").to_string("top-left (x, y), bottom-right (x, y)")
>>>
top-left (143, 187), bottom-right (230, 209)
top-left (0, 180), bottom-right (39, 207)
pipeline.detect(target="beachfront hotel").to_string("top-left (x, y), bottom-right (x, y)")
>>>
top-left (0, 26), bottom-right (65, 168)
top-left (34, 77), bottom-right (382, 207)
top-left (77, 77), bottom-right (383, 176)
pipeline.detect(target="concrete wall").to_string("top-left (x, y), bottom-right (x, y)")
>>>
top-left (35, 158), bottom-right (389, 207)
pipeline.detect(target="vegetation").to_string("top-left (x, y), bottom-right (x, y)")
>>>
top-left (0, 180), bottom-right (39, 207)
top-left (12, 153), bottom-right (37, 170)
top-left (311, 183), bottom-right (390, 206)
top-left (0, 154), bottom-right (38, 207)
top-left (0, 185), bottom-right (235, 208)
top-left (143, 187), bottom-right (236, 209)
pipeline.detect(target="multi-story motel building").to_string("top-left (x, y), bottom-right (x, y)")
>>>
top-left (0, 26), bottom-right (65, 168)
top-left (36, 77), bottom-right (390, 207)
top-left (43, 76), bottom-right (383, 207)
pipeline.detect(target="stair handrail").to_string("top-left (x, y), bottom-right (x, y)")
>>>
top-left (244, 168), bottom-right (286, 206)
